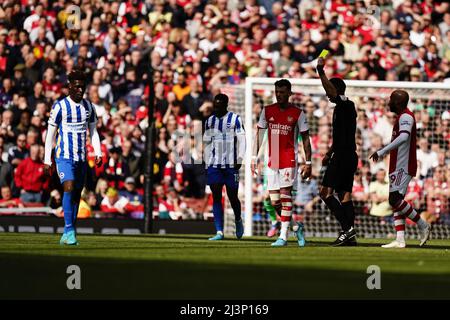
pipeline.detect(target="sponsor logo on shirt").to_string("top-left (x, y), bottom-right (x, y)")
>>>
top-left (269, 123), bottom-right (292, 135)
top-left (65, 122), bottom-right (87, 133)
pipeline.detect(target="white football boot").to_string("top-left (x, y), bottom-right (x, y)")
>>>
top-left (419, 224), bottom-right (432, 247)
top-left (381, 240), bottom-right (406, 248)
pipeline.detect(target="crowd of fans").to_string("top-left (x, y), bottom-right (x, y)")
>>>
top-left (0, 0), bottom-right (449, 223)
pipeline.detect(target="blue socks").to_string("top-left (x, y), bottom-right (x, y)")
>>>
top-left (72, 201), bottom-right (79, 226)
top-left (212, 202), bottom-right (224, 233)
top-left (72, 191), bottom-right (81, 226)
top-left (63, 191), bottom-right (74, 233)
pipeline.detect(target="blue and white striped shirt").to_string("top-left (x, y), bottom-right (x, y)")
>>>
top-left (203, 111), bottom-right (246, 168)
top-left (48, 96), bottom-right (97, 162)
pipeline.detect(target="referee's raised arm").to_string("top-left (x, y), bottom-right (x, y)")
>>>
top-left (316, 57), bottom-right (337, 100)
top-left (316, 58), bottom-right (335, 163)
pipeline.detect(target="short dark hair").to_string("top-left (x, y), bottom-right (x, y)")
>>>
top-left (330, 77), bottom-right (346, 94)
top-left (214, 93), bottom-right (228, 104)
top-left (68, 69), bottom-right (86, 83)
top-left (275, 79), bottom-right (292, 92)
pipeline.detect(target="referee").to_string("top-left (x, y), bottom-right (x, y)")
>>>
top-left (203, 94), bottom-right (246, 240)
top-left (316, 57), bottom-right (358, 246)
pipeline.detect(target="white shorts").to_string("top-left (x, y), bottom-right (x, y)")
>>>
top-left (266, 167), bottom-right (297, 190)
top-left (389, 169), bottom-right (412, 195)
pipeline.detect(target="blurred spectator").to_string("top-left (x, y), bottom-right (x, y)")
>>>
top-left (373, 112), bottom-right (394, 145)
top-left (0, 185), bottom-right (23, 208)
top-left (163, 148), bottom-right (183, 190)
top-left (294, 175), bottom-right (320, 215)
top-left (41, 67), bottom-right (62, 101)
top-left (155, 184), bottom-right (183, 220)
top-left (47, 189), bottom-right (62, 214)
top-left (119, 176), bottom-right (144, 219)
top-left (117, 67), bottom-right (144, 112)
top-left (121, 139), bottom-right (141, 183)
top-left (14, 144), bottom-right (49, 203)
top-left (423, 166), bottom-right (449, 223)
top-left (369, 169), bottom-right (392, 217)
top-left (352, 170), bottom-right (369, 216)
top-left (120, 176), bottom-right (143, 205)
top-left (86, 190), bottom-right (99, 211)
top-left (172, 72), bottom-right (190, 101)
top-left (163, 99), bottom-right (191, 131)
top-left (104, 146), bottom-right (128, 189)
top-left (100, 187), bottom-right (131, 215)
top-left (95, 178), bottom-right (109, 208)
top-left (130, 125), bottom-right (145, 156)
top-left (417, 137), bottom-right (439, 178)
top-left (77, 189), bottom-right (93, 219)
top-left (182, 79), bottom-right (204, 120)
top-left (182, 134), bottom-right (206, 198)
top-left (0, 78), bottom-right (13, 110)
top-left (0, 109), bottom-right (15, 144)
top-left (405, 175), bottom-right (424, 214)
top-left (0, 143), bottom-right (13, 188)
top-left (7, 133), bottom-right (28, 167)
top-left (13, 109), bottom-right (32, 137)
top-left (12, 63), bottom-right (32, 96)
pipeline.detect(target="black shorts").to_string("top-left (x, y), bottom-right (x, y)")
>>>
top-left (321, 152), bottom-right (358, 192)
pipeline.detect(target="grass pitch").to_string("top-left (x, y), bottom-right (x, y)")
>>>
top-left (0, 233), bottom-right (449, 300)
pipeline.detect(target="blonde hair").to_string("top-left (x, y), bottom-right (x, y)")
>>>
top-left (95, 178), bottom-right (108, 195)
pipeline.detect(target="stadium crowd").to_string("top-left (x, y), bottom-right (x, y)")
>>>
top-left (0, 0), bottom-right (448, 223)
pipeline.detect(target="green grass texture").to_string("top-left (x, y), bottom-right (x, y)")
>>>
top-left (1, 233), bottom-right (449, 299)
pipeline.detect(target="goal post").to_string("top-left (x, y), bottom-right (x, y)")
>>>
top-left (237, 78), bottom-right (450, 237)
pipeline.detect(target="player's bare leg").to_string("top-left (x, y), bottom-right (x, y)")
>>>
top-left (268, 190), bottom-right (282, 216)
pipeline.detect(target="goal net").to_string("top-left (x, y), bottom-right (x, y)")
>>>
top-left (221, 79), bottom-right (450, 239)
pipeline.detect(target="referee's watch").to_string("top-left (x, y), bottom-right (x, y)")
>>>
top-left (305, 160), bottom-right (312, 166)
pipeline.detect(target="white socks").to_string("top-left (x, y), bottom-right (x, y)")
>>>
top-left (396, 230), bottom-right (405, 243)
top-left (280, 221), bottom-right (290, 241)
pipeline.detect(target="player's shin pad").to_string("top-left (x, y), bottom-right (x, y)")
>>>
top-left (280, 193), bottom-right (292, 222)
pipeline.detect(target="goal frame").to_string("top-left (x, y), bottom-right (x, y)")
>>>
top-left (243, 77), bottom-right (450, 236)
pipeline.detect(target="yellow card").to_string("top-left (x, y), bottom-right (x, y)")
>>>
top-left (319, 49), bottom-right (329, 58)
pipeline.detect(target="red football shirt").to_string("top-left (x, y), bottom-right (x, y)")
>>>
top-left (257, 103), bottom-right (309, 169)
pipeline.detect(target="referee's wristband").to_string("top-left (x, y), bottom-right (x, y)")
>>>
top-left (305, 161), bottom-right (312, 165)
